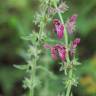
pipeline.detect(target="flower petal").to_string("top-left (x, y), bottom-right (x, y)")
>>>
top-left (56, 45), bottom-right (66, 61)
top-left (51, 47), bottom-right (57, 60)
top-left (53, 19), bottom-right (64, 39)
top-left (44, 44), bottom-right (51, 49)
top-left (70, 38), bottom-right (80, 56)
top-left (66, 14), bottom-right (77, 34)
top-left (72, 38), bottom-right (80, 48)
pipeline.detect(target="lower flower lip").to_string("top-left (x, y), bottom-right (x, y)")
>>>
top-left (50, 44), bottom-right (66, 61)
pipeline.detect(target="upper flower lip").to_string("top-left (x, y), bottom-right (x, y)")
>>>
top-left (70, 38), bottom-right (80, 56)
top-left (53, 19), bottom-right (60, 25)
top-left (53, 19), bottom-right (64, 39)
top-left (72, 38), bottom-right (80, 48)
top-left (66, 14), bottom-right (77, 35)
top-left (69, 14), bottom-right (77, 22)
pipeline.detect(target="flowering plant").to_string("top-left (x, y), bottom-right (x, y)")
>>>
top-left (14, 0), bottom-right (81, 96)
top-left (14, 0), bottom-right (56, 96)
top-left (44, 0), bottom-right (81, 96)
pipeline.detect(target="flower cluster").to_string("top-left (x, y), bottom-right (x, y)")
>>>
top-left (44, 15), bottom-right (80, 62)
top-left (43, 1), bottom-right (81, 96)
top-left (44, 44), bottom-right (66, 61)
top-left (48, 2), bottom-right (68, 15)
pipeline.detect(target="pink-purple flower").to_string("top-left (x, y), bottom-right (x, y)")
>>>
top-left (44, 44), bottom-right (66, 61)
top-left (55, 45), bottom-right (66, 61)
top-left (50, 47), bottom-right (58, 60)
top-left (72, 38), bottom-right (80, 48)
top-left (66, 14), bottom-right (77, 34)
top-left (53, 19), bottom-right (64, 39)
top-left (70, 38), bottom-right (80, 56)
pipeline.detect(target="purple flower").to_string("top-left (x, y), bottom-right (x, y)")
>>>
top-left (44, 44), bottom-right (57, 60)
top-left (44, 44), bottom-right (51, 49)
top-left (72, 38), bottom-right (80, 48)
top-left (48, 2), bottom-right (68, 15)
top-left (50, 47), bottom-right (58, 60)
top-left (44, 44), bottom-right (66, 61)
top-left (55, 44), bottom-right (66, 61)
top-left (66, 14), bottom-right (77, 34)
top-left (70, 38), bottom-right (80, 56)
top-left (53, 19), bottom-right (64, 39)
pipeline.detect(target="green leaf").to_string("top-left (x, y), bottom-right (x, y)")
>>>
top-left (13, 64), bottom-right (28, 70)
top-left (36, 66), bottom-right (57, 80)
top-left (23, 77), bottom-right (31, 89)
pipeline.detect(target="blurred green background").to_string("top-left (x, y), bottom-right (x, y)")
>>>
top-left (0, 0), bottom-right (96, 96)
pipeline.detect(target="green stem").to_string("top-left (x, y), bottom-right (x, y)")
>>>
top-left (29, 12), bottom-right (45, 96)
top-left (53, 1), bottom-right (72, 96)
top-left (29, 48), bottom-right (37, 96)
top-left (29, 88), bottom-right (32, 96)
top-left (65, 81), bottom-right (72, 96)
top-left (29, 2), bottom-right (48, 96)
top-left (58, 12), bottom-right (69, 47)
top-left (29, 67), bottom-right (34, 96)
top-left (29, 63), bottom-right (33, 96)
top-left (65, 69), bottom-right (72, 96)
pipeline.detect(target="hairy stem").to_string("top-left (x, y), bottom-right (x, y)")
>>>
top-left (29, 12), bottom-right (46, 96)
top-left (53, 1), bottom-right (72, 96)
top-left (65, 82), bottom-right (72, 96)
top-left (29, 46), bottom-right (37, 96)
top-left (65, 69), bottom-right (72, 96)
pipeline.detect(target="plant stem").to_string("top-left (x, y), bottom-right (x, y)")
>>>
top-left (29, 67), bottom-right (34, 96)
top-left (29, 88), bottom-right (32, 96)
top-left (29, 47), bottom-right (37, 96)
top-left (29, 11), bottom-right (45, 96)
top-left (65, 69), bottom-right (72, 96)
top-left (53, 1), bottom-right (72, 96)
top-left (65, 81), bottom-right (72, 96)
top-left (29, 63), bottom-right (33, 96)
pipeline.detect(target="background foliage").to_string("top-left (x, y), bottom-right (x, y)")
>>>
top-left (0, 0), bottom-right (96, 96)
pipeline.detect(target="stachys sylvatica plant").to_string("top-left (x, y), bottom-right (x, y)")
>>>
top-left (14, 0), bottom-right (56, 96)
top-left (14, 0), bottom-right (81, 96)
top-left (44, 0), bottom-right (81, 96)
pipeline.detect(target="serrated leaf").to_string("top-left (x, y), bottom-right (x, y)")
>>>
top-left (32, 77), bottom-right (41, 88)
top-left (14, 64), bottom-right (28, 70)
top-left (36, 66), bottom-right (57, 79)
top-left (23, 77), bottom-right (31, 89)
